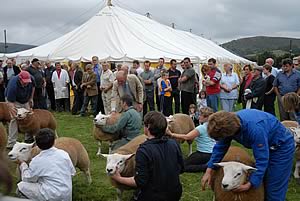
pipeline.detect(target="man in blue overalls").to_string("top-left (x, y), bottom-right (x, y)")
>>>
top-left (201, 109), bottom-right (295, 201)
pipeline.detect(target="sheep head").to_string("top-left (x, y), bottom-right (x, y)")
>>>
top-left (8, 142), bottom-right (35, 163)
top-left (16, 108), bottom-right (33, 120)
top-left (93, 112), bottom-right (110, 126)
top-left (290, 127), bottom-right (300, 145)
top-left (214, 161), bottom-right (256, 191)
top-left (102, 153), bottom-right (134, 176)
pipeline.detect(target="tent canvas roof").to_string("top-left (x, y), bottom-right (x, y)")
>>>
top-left (1, 5), bottom-right (252, 64)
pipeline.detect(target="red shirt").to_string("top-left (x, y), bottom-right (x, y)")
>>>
top-left (206, 68), bottom-right (221, 95)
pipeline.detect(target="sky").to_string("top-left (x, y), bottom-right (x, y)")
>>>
top-left (0, 0), bottom-right (299, 46)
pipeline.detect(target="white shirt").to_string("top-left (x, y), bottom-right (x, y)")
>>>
top-left (100, 69), bottom-right (115, 88)
top-left (136, 67), bottom-right (144, 76)
top-left (51, 69), bottom-right (70, 99)
top-left (18, 147), bottom-right (75, 201)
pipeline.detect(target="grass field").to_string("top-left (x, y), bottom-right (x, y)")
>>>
top-left (4, 110), bottom-right (300, 201)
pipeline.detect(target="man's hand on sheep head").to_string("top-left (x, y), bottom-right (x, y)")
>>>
top-left (110, 167), bottom-right (121, 181)
top-left (7, 102), bottom-right (17, 118)
top-left (232, 182), bottom-right (251, 193)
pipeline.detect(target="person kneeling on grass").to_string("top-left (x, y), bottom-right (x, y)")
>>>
top-left (111, 111), bottom-right (184, 201)
top-left (282, 92), bottom-right (300, 124)
top-left (16, 128), bottom-right (75, 201)
top-left (101, 94), bottom-right (142, 150)
top-left (167, 107), bottom-right (215, 172)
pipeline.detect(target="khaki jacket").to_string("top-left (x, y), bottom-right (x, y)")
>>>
top-left (82, 72), bottom-right (98, 96)
top-left (111, 74), bottom-right (143, 112)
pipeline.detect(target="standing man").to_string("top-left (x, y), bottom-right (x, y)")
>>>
top-left (100, 61), bottom-right (115, 114)
top-left (44, 61), bottom-right (56, 111)
top-left (140, 60), bottom-right (155, 117)
top-left (0, 60), bottom-right (4, 73)
top-left (70, 63), bottom-right (83, 115)
top-left (27, 58), bottom-right (46, 109)
top-left (132, 60), bottom-right (144, 76)
top-left (153, 58), bottom-right (167, 111)
top-left (111, 69), bottom-right (143, 113)
top-left (92, 56), bottom-right (105, 114)
top-left (5, 71), bottom-right (35, 148)
top-left (203, 58), bottom-right (221, 112)
top-left (51, 62), bottom-right (70, 112)
top-left (168, 59), bottom-right (181, 114)
top-left (273, 58), bottom-right (300, 121)
top-left (265, 58), bottom-right (278, 78)
top-left (3, 59), bottom-right (21, 87)
top-left (179, 57), bottom-right (195, 115)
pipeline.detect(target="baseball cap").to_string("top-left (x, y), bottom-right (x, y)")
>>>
top-left (31, 58), bottom-right (40, 63)
top-left (19, 71), bottom-right (32, 83)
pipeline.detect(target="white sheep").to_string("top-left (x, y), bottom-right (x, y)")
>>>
top-left (16, 108), bottom-right (57, 137)
top-left (93, 111), bottom-right (121, 155)
top-left (210, 146), bottom-right (264, 201)
top-left (8, 137), bottom-right (92, 184)
top-left (102, 134), bottom-right (147, 201)
top-left (166, 114), bottom-right (195, 155)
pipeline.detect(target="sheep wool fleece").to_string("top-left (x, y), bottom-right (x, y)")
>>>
top-left (207, 109), bottom-right (295, 201)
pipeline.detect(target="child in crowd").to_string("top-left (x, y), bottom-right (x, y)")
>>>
top-left (111, 111), bottom-right (184, 201)
top-left (17, 128), bottom-right (75, 201)
top-left (282, 92), bottom-right (300, 124)
top-left (189, 104), bottom-right (200, 127)
top-left (197, 90), bottom-right (207, 110)
top-left (167, 107), bottom-right (215, 172)
top-left (159, 70), bottom-right (172, 116)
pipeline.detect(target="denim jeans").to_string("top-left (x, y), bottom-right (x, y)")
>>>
top-left (81, 95), bottom-right (98, 116)
top-left (207, 94), bottom-right (220, 112)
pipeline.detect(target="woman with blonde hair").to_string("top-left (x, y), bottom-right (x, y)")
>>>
top-left (201, 109), bottom-right (295, 201)
top-left (167, 107), bottom-right (215, 172)
top-left (282, 92), bottom-right (300, 123)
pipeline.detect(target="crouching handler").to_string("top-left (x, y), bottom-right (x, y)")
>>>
top-left (111, 111), bottom-right (184, 201)
top-left (101, 94), bottom-right (142, 150)
top-left (16, 128), bottom-right (76, 201)
top-left (201, 109), bottom-right (295, 201)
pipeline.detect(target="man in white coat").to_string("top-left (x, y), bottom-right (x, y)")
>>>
top-left (100, 61), bottom-right (115, 114)
top-left (51, 62), bottom-right (70, 112)
top-left (17, 128), bottom-right (75, 201)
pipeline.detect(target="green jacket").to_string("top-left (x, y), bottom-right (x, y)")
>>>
top-left (101, 106), bottom-right (142, 140)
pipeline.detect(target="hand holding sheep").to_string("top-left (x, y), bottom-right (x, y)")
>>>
top-left (232, 182), bottom-right (251, 192)
top-left (201, 168), bottom-right (213, 191)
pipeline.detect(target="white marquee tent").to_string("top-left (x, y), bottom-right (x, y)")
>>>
top-left (0, 5), bottom-right (252, 65)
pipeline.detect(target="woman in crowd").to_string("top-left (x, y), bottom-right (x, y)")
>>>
top-left (167, 107), bottom-right (215, 172)
top-left (282, 92), bottom-right (300, 124)
top-left (263, 63), bottom-right (276, 115)
top-left (238, 65), bottom-right (253, 108)
top-left (220, 63), bottom-right (239, 112)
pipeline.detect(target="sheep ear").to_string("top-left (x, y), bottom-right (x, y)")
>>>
top-left (101, 154), bottom-right (109, 158)
top-left (123, 154), bottom-right (135, 161)
top-left (31, 142), bottom-right (36, 148)
top-left (242, 164), bottom-right (257, 173)
top-left (214, 162), bottom-right (226, 167)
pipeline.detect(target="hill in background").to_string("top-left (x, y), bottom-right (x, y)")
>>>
top-left (0, 42), bottom-right (36, 53)
top-left (222, 36), bottom-right (300, 58)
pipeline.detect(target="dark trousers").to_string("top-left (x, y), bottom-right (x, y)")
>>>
top-left (160, 95), bottom-right (172, 116)
top-left (72, 89), bottom-right (84, 115)
top-left (184, 151), bottom-right (212, 172)
top-left (33, 88), bottom-right (47, 109)
top-left (81, 95), bottom-right (98, 117)
top-left (171, 90), bottom-right (180, 114)
top-left (96, 84), bottom-right (105, 114)
top-left (264, 94), bottom-right (276, 116)
top-left (46, 84), bottom-right (56, 110)
top-left (56, 98), bottom-right (69, 112)
top-left (143, 90), bottom-right (155, 117)
top-left (155, 87), bottom-right (160, 111)
top-left (0, 85), bottom-right (5, 102)
top-left (181, 91), bottom-right (195, 115)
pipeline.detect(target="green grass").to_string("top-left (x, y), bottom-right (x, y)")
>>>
top-left (4, 107), bottom-right (300, 201)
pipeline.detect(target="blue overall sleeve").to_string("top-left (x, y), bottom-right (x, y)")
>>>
top-left (207, 137), bottom-right (232, 169)
top-left (248, 125), bottom-right (269, 188)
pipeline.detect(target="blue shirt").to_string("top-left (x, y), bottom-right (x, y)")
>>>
top-left (273, 70), bottom-right (300, 95)
top-left (195, 122), bottom-right (215, 153)
top-left (93, 64), bottom-right (102, 84)
top-left (5, 75), bottom-right (35, 104)
top-left (207, 109), bottom-right (294, 188)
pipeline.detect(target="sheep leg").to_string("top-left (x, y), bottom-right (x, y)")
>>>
top-left (55, 130), bottom-right (59, 138)
top-left (84, 168), bottom-right (92, 185)
top-left (96, 141), bottom-right (102, 156)
top-left (188, 143), bottom-right (193, 156)
top-left (294, 161), bottom-right (300, 179)
top-left (108, 142), bottom-right (113, 154)
top-left (116, 188), bottom-right (123, 201)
